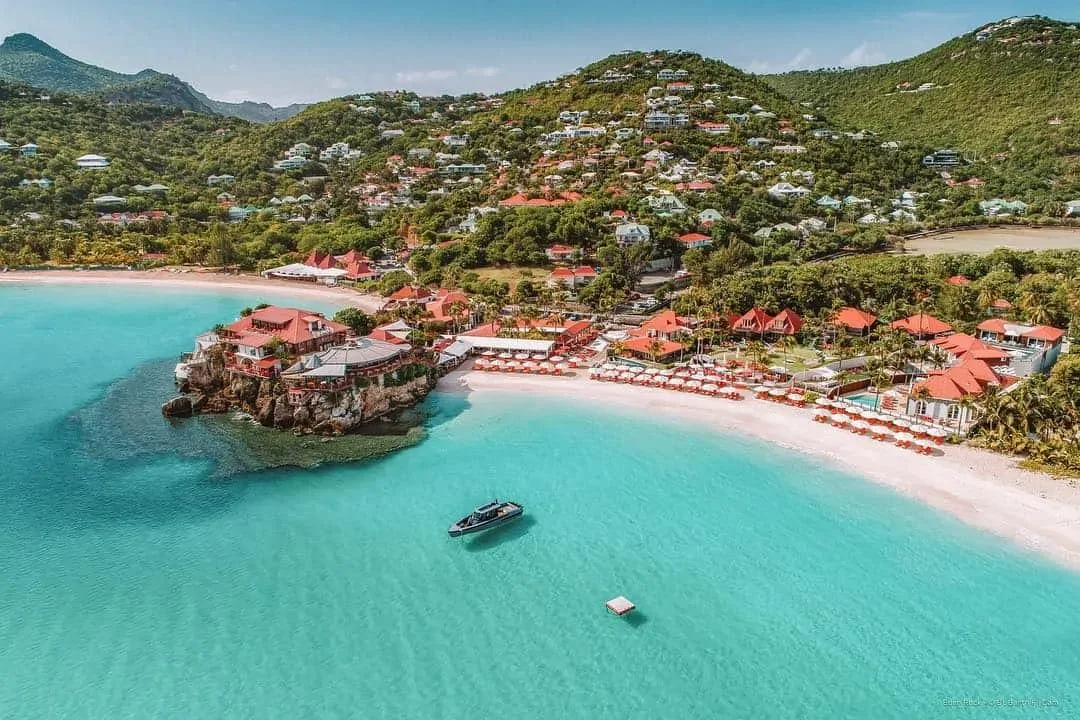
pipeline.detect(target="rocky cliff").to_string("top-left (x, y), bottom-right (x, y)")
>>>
top-left (165, 346), bottom-right (436, 435)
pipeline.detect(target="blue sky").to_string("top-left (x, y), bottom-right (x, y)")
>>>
top-left (1, 1), bottom-right (1076, 106)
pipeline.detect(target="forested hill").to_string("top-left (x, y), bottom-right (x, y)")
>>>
top-left (485, 50), bottom-right (807, 134)
top-left (0, 33), bottom-right (307, 123)
top-left (763, 16), bottom-right (1080, 157)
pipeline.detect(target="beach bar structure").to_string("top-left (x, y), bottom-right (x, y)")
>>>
top-left (606, 596), bottom-right (636, 616)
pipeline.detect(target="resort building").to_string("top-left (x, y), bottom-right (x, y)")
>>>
top-left (282, 337), bottom-right (415, 399)
top-left (732, 307), bottom-right (773, 337)
top-left (677, 233), bottom-right (712, 250)
top-left (907, 359), bottom-right (1008, 426)
top-left (388, 285), bottom-right (433, 304)
top-left (425, 289), bottom-right (470, 322)
top-left (630, 310), bottom-right (695, 343)
top-left (829, 307), bottom-right (877, 336)
top-left (973, 319), bottom-right (1065, 376)
top-left (219, 307), bottom-right (350, 378)
top-left (766, 309), bottom-right (803, 338)
top-left (890, 314), bottom-right (953, 340)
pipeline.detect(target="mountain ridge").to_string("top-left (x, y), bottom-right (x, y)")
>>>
top-left (0, 33), bottom-right (308, 123)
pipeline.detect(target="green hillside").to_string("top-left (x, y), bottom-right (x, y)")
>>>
top-left (764, 16), bottom-right (1080, 157)
top-left (0, 33), bottom-right (305, 122)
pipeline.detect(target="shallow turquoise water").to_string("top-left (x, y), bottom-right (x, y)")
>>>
top-left (2, 284), bottom-right (1079, 719)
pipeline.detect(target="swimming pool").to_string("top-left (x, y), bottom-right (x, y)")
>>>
top-left (845, 392), bottom-right (882, 409)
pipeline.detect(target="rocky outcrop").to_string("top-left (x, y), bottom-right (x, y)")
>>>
top-left (173, 346), bottom-right (436, 436)
top-left (161, 396), bottom-right (193, 418)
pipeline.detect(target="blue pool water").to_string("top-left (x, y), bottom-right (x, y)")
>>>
top-left (1, 283), bottom-right (1079, 719)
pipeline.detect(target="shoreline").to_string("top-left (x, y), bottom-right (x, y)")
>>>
top-left (439, 367), bottom-right (1080, 571)
top-left (0, 269), bottom-right (386, 313)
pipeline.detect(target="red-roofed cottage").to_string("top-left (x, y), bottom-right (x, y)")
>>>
top-left (830, 307), bottom-right (877, 336)
top-left (890, 313), bottom-right (953, 339)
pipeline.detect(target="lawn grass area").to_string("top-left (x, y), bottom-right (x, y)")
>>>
top-left (469, 266), bottom-right (545, 290)
top-left (769, 344), bottom-right (827, 372)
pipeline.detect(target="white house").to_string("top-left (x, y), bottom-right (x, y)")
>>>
top-left (0, 139), bottom-right (12, 152)
top-left (19, 178), bottom-right (52, 189)
top-left (20, 143), bottom-right (38, 157)
top-left (644, 192), bottom-right (687, 215)
top-left (615, 222), bottom-right (652, 245)
top-left (698, 208), bottom-right (723, 223)
top-left (816, 195), bottom-right (842, 210)
top-left (75, 154), bottom-right (110, 170)
top-left (273, 157), bottom-right (307, 171)
top-left (92, 195), bottom-right (126, 207)
top-left (767, 183), bottom-right (810, 200)
top-left (207, 174), bottom-right (235, 185)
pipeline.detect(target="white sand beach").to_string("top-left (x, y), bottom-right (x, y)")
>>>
top-left (0, 269), bottom-right (386, 312)
top-left (441, 366), bottom-right (1080, 570)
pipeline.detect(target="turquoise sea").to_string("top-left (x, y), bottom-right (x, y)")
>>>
top-left (2, 283), bottom-right (1079, 719)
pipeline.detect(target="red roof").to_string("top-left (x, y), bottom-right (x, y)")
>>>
top-left (368, 328), bottom-right (409, 345)
top-left (931, 333), bottom-right (1010, 364)
top-left (547, 244), bottom-right (575, 255)
top-left (337, 249), bottom-right (371, 265)
top-left (975, 319), bottom-right (1066, 343)
top-left (225, 307), bottom-right (348, 348)
top-left (499, 191), bottom-right (581, 207)
top-left (426, 291), bottom-right (469, 321)
top-left (769, 309), bottom-right (803, 336)
top-left (571, 266), bottom-right (596, 277)
top-left (304, 250), bottom-right (338, 270)
top-left (914, 359), bottom-right (1002, 401)
top-left (1024, 325), bottom-right (1066, 342)
top-left (549, 268), bottom-right (575, 279)
top-left (946, 275), bottom-right (971, 286)
top-left (734, 307), bottom-right (773, 334)
top-left (623, 336), bottom-right (684, 357)
top-left (677, 232), bottom-right (711, 245)
top-left (990, 298), bottom-right (1013, 310)
top-left (631, 310), bottom-right (692, 338)
top-left (890, 313), bottom-right (952, 337)
top-left (709, 145), bottom-right (741, 153)
top-left (388, 285), bottom-right (432, 302)
top-left (343, 261), bottom-right (377, 281)
top-left (831, 307), bottom-right (877, 331)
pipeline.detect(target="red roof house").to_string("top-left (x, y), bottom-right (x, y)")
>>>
top-left (388, 285), bottom-right (433, 303)
top-left (425, 289), bottom-right (470, 322)
top-left (767, 309), bottom-right (803, 337)
top-left (677, 232), bottom-right (712, 249)
top-left (733, 307), bottom-right (774, 336)
top-left (831, 307), bottom-right (877, 334)
top-left (890, 313), bottom-right (953, 339)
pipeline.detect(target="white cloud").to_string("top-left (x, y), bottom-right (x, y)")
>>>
top-left (326, 76), bottom-right (347, 90)
top-left (842, 42), bottom-right (886, 67)
top-left (744, 48), bottom-right (813, 74)
top-left (785, 48), bottom-right (813, 70)
top-left (226, 63), bottom-right (240, 73)
top-left (465, 66), bottom-right (501, 78)
top-left (395, 69), bottom-right (458, 83)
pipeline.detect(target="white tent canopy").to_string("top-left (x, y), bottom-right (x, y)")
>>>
top-left (261, 263), bottom-right (347, 280)
top-left (457, 336), bottom-right (555, 353)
